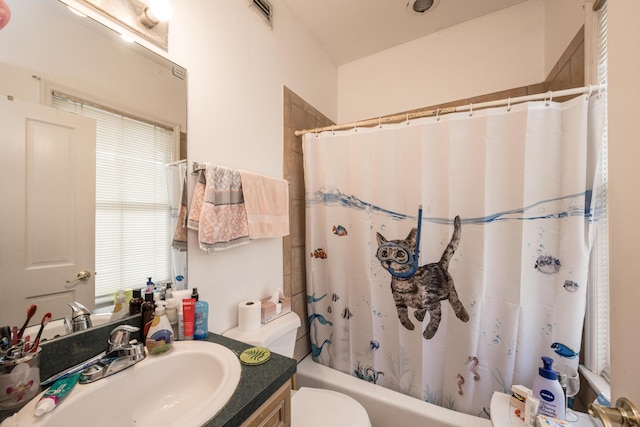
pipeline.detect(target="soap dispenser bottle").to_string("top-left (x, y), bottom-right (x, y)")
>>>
top-left (532, 356), bottom-right (566, 420)
top-left (145, 301), bottom-right (173, 355)
top-left (192, 288), bottom-right (209, 340)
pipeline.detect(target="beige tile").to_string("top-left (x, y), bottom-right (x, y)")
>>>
top-left (292, 246), bottom-right (306, 295)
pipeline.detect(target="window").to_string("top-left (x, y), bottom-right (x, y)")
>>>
top-left (52, 93), bottom-right (175, 305)
top-left (583, 1), bottom-right (609, 385)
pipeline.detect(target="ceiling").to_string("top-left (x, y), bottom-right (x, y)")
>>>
top-left (281, 0), bottom-right (530, 65)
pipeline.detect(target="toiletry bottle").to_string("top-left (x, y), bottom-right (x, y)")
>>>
top-left (532, 356), bottom-right (566, 420)
top-left (34, 372), bottom-right (82, 416)
top-left (141, 292), bottom-right (156, 341)
top-left (182, 298), bottom-right (195, 340)
top-left (146, 277), bottom-right (155, 293)
top-left (164, 282), bottom-right (173, 300)
top-left (145, 301), bottom-right (173, 355)
top-left (177, 299), bottom-right (184, 340)
top-left (192, 288), bottom-right (209, 340)
top-left (129, 288), bottom-right (144, 316)
top-left (165, 297), bottom-right (179, 338)
top-left (110, 290), bottom-right (128, 321)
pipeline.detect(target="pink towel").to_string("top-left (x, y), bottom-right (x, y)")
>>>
top-left (239, 170), bottom-right (290, 239)
top-left (171, 174), bottom-right (188, 251)
top-left (188, 164), bottom-right (249, 254)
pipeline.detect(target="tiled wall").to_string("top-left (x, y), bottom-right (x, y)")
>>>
top-left (283, 28), bottom-right (584, 363)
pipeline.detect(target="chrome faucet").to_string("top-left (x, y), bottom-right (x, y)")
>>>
top-left (64, 301), bottom-right (93, 333)
top-left (588, 397), bottom-right (640, 427)
top-left (79, 325), bottom-right (145, 384)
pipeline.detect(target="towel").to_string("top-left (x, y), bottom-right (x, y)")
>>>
top-left (188, 164), bottom-right (249, 254)
top-left (171, 173), bottom-right (188, 251)
top-left (239, 170), bottom-right (290, 239)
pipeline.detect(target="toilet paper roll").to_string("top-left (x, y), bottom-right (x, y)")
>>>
top-left (238, 300), bottom-right (262, 332)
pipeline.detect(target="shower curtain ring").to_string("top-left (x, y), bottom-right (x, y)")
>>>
top-left (507, 98), bottom-right (511, 112)
top-left (469, 103), bottom-right (473, 117)
top-left (436, 108), bottom-right (440, 121)
top-left (405, 113), bottom-right (410, 125)
top-left (378, 117), bottom-right (382, 128)
top-left (587, 85), bottom-right (593, 100)
top-left (545, 91), bottom-right (553, 106)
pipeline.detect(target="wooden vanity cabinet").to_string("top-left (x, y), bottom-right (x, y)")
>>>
top-left (240, 380), bottom-right (291, 427)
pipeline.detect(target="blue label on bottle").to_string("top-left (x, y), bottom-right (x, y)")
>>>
top-left (539, 389), bottom-right (555, 402)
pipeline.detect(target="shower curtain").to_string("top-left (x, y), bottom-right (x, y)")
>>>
top-left (166, 160), bottom-right (188, 290)
top-left (303, 93), bottom-right (606, 417)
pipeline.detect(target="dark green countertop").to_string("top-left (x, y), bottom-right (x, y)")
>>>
top-left (0, 321), bottom-right (297, 426)
top-left (201, 334), bottom-right (297, 427)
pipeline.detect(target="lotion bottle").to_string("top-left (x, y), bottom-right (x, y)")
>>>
top-left (532, 356), bottom-right (565, 420)
top-left (192, 288), bottom-right (209, 340)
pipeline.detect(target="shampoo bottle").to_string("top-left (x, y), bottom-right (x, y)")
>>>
top-left (532, 356), bottom-right (566, 420)
top-left (145, 301), bottom-right (173, 355)
top-left (192, 288), bottom-right (209, 340)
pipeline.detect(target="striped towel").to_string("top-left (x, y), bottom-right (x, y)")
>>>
top-left (188, 163), bottom-right (249, 254)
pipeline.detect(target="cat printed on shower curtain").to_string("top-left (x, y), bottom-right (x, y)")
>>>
top-left (376, 216), bottom-right (469, 339)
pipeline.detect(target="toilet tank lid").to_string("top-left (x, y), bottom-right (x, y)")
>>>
top-left (222, 312), bottom-right (301, 346)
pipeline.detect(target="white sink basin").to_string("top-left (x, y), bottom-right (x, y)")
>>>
top-left (23, 313), bottom-right (113, 342)
top-left (3, 341), bottom-right (242, 427)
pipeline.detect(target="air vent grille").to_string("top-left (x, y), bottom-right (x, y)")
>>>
top-left (249, 0), bottom-right (272, 27)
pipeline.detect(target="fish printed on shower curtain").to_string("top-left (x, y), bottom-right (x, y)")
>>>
top-left (303, 94), bottom-right (606, 418)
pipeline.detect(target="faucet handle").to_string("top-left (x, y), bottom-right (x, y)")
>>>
top-left (588, 397), bottom-right (640, 427)
top-left (108, 325), bottom-right (140, 351)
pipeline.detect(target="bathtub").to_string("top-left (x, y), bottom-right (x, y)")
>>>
top-left (295, 354), bottom-right (492, 427)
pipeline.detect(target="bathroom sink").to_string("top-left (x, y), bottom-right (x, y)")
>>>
top-left (3, 341), bottom-right (242, 427)
top-left (23, 313), bottom-right (113, 342)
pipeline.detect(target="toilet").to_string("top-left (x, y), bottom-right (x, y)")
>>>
top-left (223, 312), bottom-right (372, 427)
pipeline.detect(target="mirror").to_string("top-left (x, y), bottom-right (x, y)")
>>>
top-left (0, 0), bottom-right (187, 335)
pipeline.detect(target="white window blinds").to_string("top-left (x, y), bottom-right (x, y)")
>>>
top-left (52, 93), bottom-right (175, 304)
top-left (584, 1), bottom-right (610, 379)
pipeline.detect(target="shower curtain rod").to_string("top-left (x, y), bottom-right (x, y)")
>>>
top-left (294, 84), bottom-right (606, 137)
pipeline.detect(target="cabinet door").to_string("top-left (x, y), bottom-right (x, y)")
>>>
top-left (240, 380), bottom-right (291, 427)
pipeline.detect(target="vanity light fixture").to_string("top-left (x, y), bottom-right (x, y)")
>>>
top-left (140, 0), bottom-right (173, 29)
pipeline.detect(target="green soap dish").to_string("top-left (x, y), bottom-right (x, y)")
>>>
top-left (239, 347), bottom-right (271, 365)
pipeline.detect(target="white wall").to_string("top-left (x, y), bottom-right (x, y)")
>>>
top-left (607, 0), bottom-right (640, 405)
top-left (0, 0), bottom-right (186, 128)
top-left (167, 0), bottom-right (338, 333)
top-left (336, 1), bottom-right (545, 123)
top-left (543, 0), bottom-right (585, 78)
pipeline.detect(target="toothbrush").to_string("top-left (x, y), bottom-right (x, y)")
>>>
top-left (29, 312), bottom-right (52, 353)
top-left (17, 304), bottom-right (37, 340)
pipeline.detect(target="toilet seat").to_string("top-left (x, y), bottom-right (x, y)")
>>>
top-left (291, 387), bottom-right (372, 427)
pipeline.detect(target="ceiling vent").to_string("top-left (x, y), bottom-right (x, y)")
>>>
top-left (249, 0), bottom-right (273, 28)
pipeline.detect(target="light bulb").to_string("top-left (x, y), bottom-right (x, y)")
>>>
top-left (148, 0), bottom-right (172, 22)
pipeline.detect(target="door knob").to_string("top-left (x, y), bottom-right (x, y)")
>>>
top-left (589, 397), bottom-right (640, 427)
top-left (66, 270), bottom-right (92, 285)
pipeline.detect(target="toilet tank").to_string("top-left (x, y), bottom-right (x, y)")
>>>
top-left (222, 312), bottom-right (301, 357)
